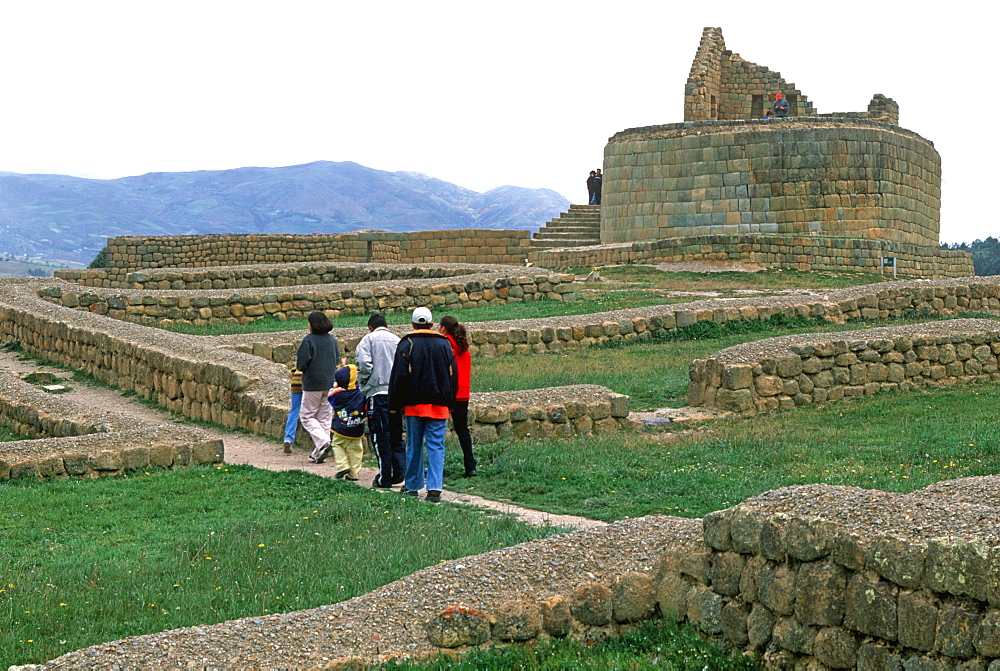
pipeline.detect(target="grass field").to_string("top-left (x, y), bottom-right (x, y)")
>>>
top-left (0, 466), bottom-right (558, 667)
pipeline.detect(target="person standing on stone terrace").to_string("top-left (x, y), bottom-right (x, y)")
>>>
top-left (296, 311), bottom-right (339, 464)
top-left (438, 315), bottom-right (476, 477)
top-left (389, 306), bottom-right (457, 503)
top-left (772, 93), bottom-right (790, 118)
top-left (593, 168), bottom-right (603, 205)
top-left (356, 313), bottom-right (406, 488)
top-left (586, 170), bottom-right (597, 204)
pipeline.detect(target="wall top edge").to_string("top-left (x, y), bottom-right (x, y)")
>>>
top-left (609, 117), bottom-right (932, 148)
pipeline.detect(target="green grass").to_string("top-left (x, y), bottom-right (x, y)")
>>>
top-left (0, 425), bottom-right (27, 442)
top-left (443, 382), bottom-right (1000, 521)
top-left (0, 465), bottom-right (559, 667)
top-left (384, 619), bottom-right (757, 670)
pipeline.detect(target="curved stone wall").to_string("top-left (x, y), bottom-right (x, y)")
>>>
top-left (603, 118), bottom-right (941, 248)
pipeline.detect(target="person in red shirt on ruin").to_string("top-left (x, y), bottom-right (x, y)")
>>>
top-left (772, 93), bottom-right (790, 118)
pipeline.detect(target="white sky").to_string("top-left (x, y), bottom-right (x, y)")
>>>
top-left (0, 1), bottom-right (995, 243)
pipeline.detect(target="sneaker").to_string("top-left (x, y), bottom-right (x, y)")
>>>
top-left (334, 469), bottom-right (350, 479)
top-left (372, 476), bottom-right (392, 489)
top-left (283, 442), bottom-right (293, 454)
top-left (425, 490), bottom-right (442, 503)
top-left (314, 443), bottom-right (332, 464)
top-left (345, 474), bottom-right (359, 481)
top-left (463, 469), bottom-right (477, 478)
top-left (399, 487), bottom-right (418, 497)
top-left (307, 455), bottom-right (317, 463)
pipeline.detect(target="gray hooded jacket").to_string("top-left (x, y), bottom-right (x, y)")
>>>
top-left (355, 326), bottom-right (400, 397)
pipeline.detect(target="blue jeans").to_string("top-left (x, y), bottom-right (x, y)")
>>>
top-left (404, 414), bottom-right (447, 493)
top-left (284, 392), bottom-right (302, 443)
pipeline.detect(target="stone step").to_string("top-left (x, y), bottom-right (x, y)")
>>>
top-left (535, 227), bottom-right (598, 235)
top-left (531, 238), bottom-right (603, 249)
top-left (534, 230), bottom-right (601, 240)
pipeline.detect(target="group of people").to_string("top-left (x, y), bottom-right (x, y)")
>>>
top-left (586, 168), bottom-right (602, 205)
top-left (286, 308), bottom-right (475, 503)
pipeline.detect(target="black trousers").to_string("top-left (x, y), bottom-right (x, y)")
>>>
top-left (368, 394), bottom-right (405, 485)
top-left (451, 400), bottom-right (476, 473)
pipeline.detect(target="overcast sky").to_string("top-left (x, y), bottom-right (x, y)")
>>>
top-left (0, 1), bottom-right (994, 243)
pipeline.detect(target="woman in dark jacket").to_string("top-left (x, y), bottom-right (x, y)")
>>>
top-left (296, 311), bottom-right (339, 463)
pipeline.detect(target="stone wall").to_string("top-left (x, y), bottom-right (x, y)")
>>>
top-left (660, 480), bottom-right (1000, 668)
top-left (529, 233), bottom-right (974, 279)
top-left (602, 119), bottom-right (942, 249)
top-left (0, 371), bottom-right (223, 481)
top-left (0, 280), bottom-right (626, 444)
top-left (40, 266), bottom-right (576, 327)
top-left (213, 278), bottom-right (1000, 366)
top-left (57, 230), bottom-right (534, 288)
top-left (690, 319), bottom-right (1000, 414)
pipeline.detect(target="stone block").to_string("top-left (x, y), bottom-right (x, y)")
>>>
top-left (611, 572), bottom-right (656, 623)
top-left (721, 599), bottom-right (751, 647)
top-left (425, 604), bottom-right (491, 648)
top-left (570, 582), bottom-right (612, 626)
top-left (936, 602), bottom-right (978, 659)
top-left (974, 609), bottom-right (1000, 657)
top-left (711, 551), bottom-right (746, 596)
top-left (759, 563), bottom-right (797, 616)
top-left (772, 616), bottom-right (817, 655)
top-left (702, 509), bottom-right (732, 551)
top-left (541, 595), bottom-right (571, 637)
top-left (748, 603), bottom-right (776, 649)
top-left (814, 626), bottom-right (860, 669)
top-left (493, 599), bottom-right (541, 641)
top-left (868, 535), bottom-right (926, 588)
top-left (795, 561), bottom-right (847, 626)
top-left (845, 573), bottom-right (898, 641)
top-left (898, 589), bottom-right (939, 652)
top-left (687, 585), bottom-right (723, 635)
top-left (925, 538), bottom-right (992, 602)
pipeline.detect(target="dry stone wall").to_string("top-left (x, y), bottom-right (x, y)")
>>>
top-left (529, 233), bottom-right (974, 279)
top-left (0, 371), bottom-right (223, 481)
top-left (40, 265), bottom-right (576, 327)
top-left (602, 119), bottom-right (942, 249)
top-left (659, 480), bottom-right (1000, 669)
top-left (0, 280), bottom-right (625, 445)
top-left (213, 278), bottom-right (1000, 367)
top-left (57, 230), bottom-right (534, 288)
top-left (690, 318), bottom-right (1000, 414)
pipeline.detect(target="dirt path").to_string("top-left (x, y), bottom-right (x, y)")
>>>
top-left (0, 350), bottom-right (605, 530)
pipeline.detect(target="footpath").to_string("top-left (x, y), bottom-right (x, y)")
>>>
top-left (0, 349), bottom-right (605, 531)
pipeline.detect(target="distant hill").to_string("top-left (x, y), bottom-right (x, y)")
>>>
top-left (0, 161), bottom-right (570, 266)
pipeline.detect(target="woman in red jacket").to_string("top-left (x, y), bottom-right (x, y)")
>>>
top-left (439, 315), bottom-right (476, 477)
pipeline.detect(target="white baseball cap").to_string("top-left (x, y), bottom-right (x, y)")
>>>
top-left (412, 306), bottom-right (433, 326)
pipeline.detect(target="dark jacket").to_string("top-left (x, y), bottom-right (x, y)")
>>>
top-left (329, 365), bottom-right (366, 439)
top-left (772, 98), bottom-right (790, 117)
top-left (296, 332), bottom-right (339, 391)
top-left (388, 330), bottom-right (457, 411)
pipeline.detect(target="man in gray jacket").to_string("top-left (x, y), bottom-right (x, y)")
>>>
top-left (356, 313), bottom-right (406, 488)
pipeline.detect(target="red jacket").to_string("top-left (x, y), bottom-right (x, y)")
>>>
top-left (445, 333), bottom-right (471, 401)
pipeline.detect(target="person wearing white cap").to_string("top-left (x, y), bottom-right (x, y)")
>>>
top-left (387, 306), bottom-right (457, 503)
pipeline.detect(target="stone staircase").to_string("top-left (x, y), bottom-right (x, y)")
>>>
top-left (532, 204), bottom-right (602, 249)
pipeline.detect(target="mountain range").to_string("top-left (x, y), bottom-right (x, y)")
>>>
top-left (0, 161), bottom-right (570, 267)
